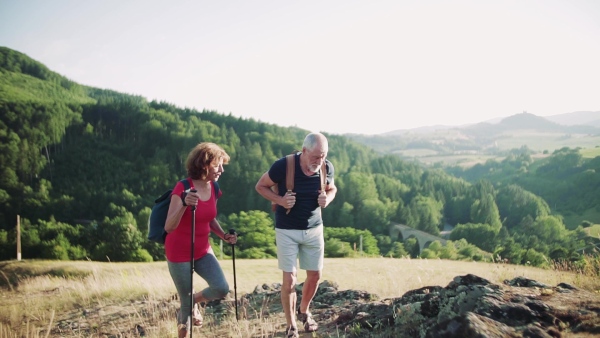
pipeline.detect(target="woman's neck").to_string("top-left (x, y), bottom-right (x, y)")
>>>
top-left (192, 178), bottom-right (210, 187)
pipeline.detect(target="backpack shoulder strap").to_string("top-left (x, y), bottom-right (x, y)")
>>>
top-left (285, 153), bottom-right (295, 193)
top-left (271, 151), bottom-right (298, 213)
top-left (181, 178), bottom-right (191, 191)
top-left (213, 181), bottom-right (220, 200)
top-left (320, 161), bottom-right (327, 192)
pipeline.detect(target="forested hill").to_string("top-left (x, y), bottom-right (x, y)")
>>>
top-left (0, 46), bottom-right (387, 225)
top-left (0, 47), bottom-right (592, 267)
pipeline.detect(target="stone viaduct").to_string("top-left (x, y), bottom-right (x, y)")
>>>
top-left (388, 223), bottom-right (447, 254)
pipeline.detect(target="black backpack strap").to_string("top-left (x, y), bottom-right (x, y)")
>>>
top-left (181, 178), bottom-right (191, 191)
top-left (213, 181), bottom-right (220, 200)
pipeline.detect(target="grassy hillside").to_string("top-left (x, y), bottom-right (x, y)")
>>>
top-left (1, 258), bottom-right (598, 337)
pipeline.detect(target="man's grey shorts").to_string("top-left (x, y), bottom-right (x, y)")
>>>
top-left (275, 225), bottom-right (324, 273)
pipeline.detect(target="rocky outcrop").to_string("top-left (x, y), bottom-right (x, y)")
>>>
top-left (220, 274), bottom-right (600, 337)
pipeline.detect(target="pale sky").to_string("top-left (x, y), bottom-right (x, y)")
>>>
top-left (1, 0), bottom-right (599, 135)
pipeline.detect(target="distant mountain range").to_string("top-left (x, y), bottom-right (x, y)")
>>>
top-left (463, 112), bottom-right (600, 138)
top-left (546, 111), bottom-right (600, 127)
top-left (346, 111), bottom-right (600, 165)
top-left (381, 111), bottom-right (600, 136)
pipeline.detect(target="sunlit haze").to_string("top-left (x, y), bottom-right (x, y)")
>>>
top-left (1, 0), bottom-right (599, 134)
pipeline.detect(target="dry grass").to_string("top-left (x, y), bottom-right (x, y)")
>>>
top-left (1, 257), bottom-right (599, 337)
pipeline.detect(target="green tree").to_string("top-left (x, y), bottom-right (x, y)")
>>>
top-left (445, 195), bottom-right (472, 226)
top-left (325, 238), bottom-right (354, 257)
top-left (401, 195), bottom-right (442, 235)
top-left (91, 204), bottom-right (149, 262)
top-left (354, 199), bottom-right (395, 235)
top-left (376, 234), bottom-right (393, 256)
top-left (338, 172), bottom-right (379, 220)
top-left (420, 248), bottom-right (437, 259)
top-left (496, 185), bottom-right (550, 229)
top-left (427, 240), bottom-right (443, 254)
top-left (450, 223), bottom-right (499, 252)
top-left (470, 193), bottom-right (502, 230)
top-left (439, 241), bottom-right (457, 260)
top-left (222, 210), bottom-right (276, 259)
top-left (324, 227), bottom-right (380, 256)
top-left (495, 238), bottom-right (525, 264)
top-left (0, 229), bottom-right (10, 260)
top-left (403, 237), bottom-right (420, 258)
top-left (137, 207), bottom-right (164, 261)
top-left (523, 248), bottom-right (549, 268)
top-left (336, 202), bottom-right (355, 228)
top-left (16, 218), bottom-right (42, 259)
top-left (36, 217), bottom-right (87, 260)
top-left (520, 216), bottom-right (566, 244)
top-left (387, 242), bottom-right (408, 258)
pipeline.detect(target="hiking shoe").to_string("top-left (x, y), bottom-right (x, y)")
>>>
top-left (286, 326), bottom-right (299, 338)
top-left (177, 324), bottom-right (187, 338)
top-left (297, 310), bottom-right (318, 332)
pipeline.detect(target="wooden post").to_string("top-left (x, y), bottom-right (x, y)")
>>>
top-left (360, 234), bottom-right (363, 256)
top-left (220, 240), bottom-right (223, 260)
top-left (16, 215), bottom-right (21, 261)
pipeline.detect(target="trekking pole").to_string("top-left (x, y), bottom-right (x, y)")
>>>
top-left (189, 189), bottom-right (197, 338)
top-left (229, 228), bottom-right (238, 321)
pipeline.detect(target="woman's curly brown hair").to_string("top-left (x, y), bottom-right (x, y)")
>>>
top-left (186, 142), bottom-right (230, 180)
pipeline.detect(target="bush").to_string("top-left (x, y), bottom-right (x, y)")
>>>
top-left (238, 247), bottom-right (274, 259)
top-left (458, 245), bottom-right (476, 259)
top-left (130, 248), bottom-right (153, 262)
top-left (325, 238), bottom-right (354, 258)
top-left (41, 242), bottom-right (69, 260)
top-left (386, 242), bottom-right (408, 258)
top-left (524, 248), bottom-right (549, 268)
top-left (420, 248), bottom-right (437, 259)
top-left (439, 241), bottom-right (457, 260)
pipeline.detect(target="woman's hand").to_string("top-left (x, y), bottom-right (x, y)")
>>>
top-left (181, 189), bottom-right (199, 207)
top-left (223, 232), bottom-right (237, 245)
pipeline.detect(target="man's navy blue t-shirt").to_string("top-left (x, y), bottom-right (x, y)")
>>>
top-left (268, 153), bottom-right (334, 230)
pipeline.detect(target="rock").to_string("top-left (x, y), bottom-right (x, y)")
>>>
top-left (207, 275), bottom-right (600, 337)
top-left (45, 274), bottom-right (600, 337)
top-left (504, 276), bottom-right (551, 288)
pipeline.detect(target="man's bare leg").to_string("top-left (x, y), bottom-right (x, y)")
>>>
top-left (281, 271), bottom-right (298, 328)
top-left (299, 270), bottom-right (321, 314)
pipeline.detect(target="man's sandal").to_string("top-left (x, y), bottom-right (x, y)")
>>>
top-left (297, 311), bottom-right (318, 332)
top-left (286, 326), bottom-right (299, 338)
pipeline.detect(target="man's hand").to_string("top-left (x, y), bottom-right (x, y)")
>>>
top-left (282, 191), bottom-right (296, 209)
top-left (318, 190), bottom-right (327, 208)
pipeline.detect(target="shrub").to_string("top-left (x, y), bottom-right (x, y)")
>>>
top-left (325, 238), bottom-right (354, 258)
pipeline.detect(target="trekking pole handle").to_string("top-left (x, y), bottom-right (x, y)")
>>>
top-left (189, 189), bottom-right (197, 210)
